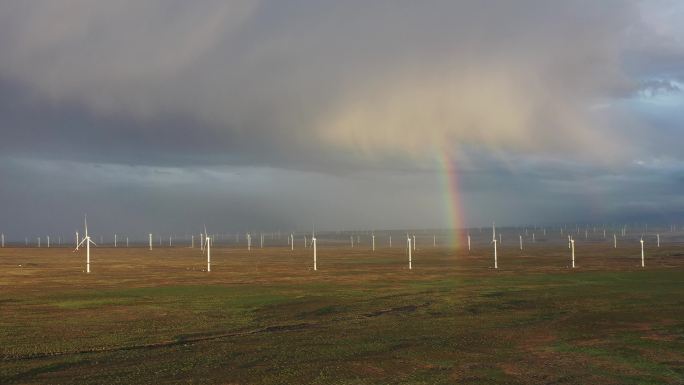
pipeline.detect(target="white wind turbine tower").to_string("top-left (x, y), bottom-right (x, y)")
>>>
top-left (247, 233), bottom-right (252, 251)
top-left (290, 233), bottom-right (294, 251)
top-left (75, 231), bottom-right (79, 250)
top-left (519, 234), bottom-right (523, 251)
top-left (389, 235), bottom-right (392, 248)
top-left (74, 216), bottom-right (97, 273)
top-left (570, 237), bottom-right (575, 268)
top-left (350, 235), bottom-right (354, 248)
top-left (613, 233), bottom-right (617, 249)
top-left (149, 234), bottom-right (153, 250)
top-left (126, 237), bottom-right (129, 247)
top-left (372, 233), bottom-right (375, 251)
top-left (114, 234), bottom-right (117, 248)
top-left (412, 234), bottom-right (416, 251)
top-left (304, 234), bottom-right (307, 248)
top-left (640, 237), bottom-right (645, 267)
top-left (47, 236), bottom-right (50, 248)
top-left (657, 233), bottom-right (660, 248)
top-left (311, 228), bottom-right (317, 271)
top-left (191, 235), bottom-right (194, 248)
top-left (433, 235), bottom-right (436, 247)
top-left (467, 233), bottom-right (471, 253)
top-left (492, 222), bottom-right (498, 269)
top-left (37, 237), bottom-right (41, 248)
top-left (407, 234), bottom-right (412, 270)
top-left (204, 226), bottom-right (211, 272)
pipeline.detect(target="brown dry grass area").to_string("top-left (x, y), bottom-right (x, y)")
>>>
top-left (0, 238), bottom-right (683, 384)
top-left (1, 238), bottom-right (681, 292)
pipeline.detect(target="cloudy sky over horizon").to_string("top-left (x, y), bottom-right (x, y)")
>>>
top-left (1, 0), bottom-right (684, 237)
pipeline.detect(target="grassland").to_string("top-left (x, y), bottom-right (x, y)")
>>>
top-left (1, 236), bottom-right (683, 384)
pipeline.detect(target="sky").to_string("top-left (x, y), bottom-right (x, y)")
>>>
top-left (1, 0), bottom-right (684, 238)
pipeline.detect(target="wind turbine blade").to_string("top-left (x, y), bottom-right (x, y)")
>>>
top-left (73, 237), bottom-right (87, 251)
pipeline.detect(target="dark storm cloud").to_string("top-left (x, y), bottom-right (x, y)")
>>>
top-left (0, 0), bottom-right (645, 166)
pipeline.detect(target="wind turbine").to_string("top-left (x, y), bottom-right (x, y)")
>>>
top-left (114, 234), bottom-right (117, 248)
top-left (389, 235), bottom-right (392, 248)
top-left (74, 216), bottom-right (97, 273)
top-left (657, 233), bottom-right (660, 248)
top-left (204, 226), bottom-right (211, 272)
top-left (613, 233), bottom-right (617, 249)
top-left (149, 234), bottom-right (153, 250)
top-left (570, 237), bottom-right (575, 268)
top-left (412, 234), bottom-right (416, 251)
top-left (519, 234), bottom-right (523, 251)
top-left (492, 222), bottom-right (498, 269)
top-left (75, 231), bottom-right (79, 250)
top-left (372, 233), bottom-right (375, 251)
top-left (1, 233), bottom-right (3, 248)
top-left (407, 234), bottom-right (412, 270)
top-left (311, 228), bottom-right (317, 271)
top-left (467, 233), bottom-right (471, 253)
top-left (290, 233), bottom-right (294, 250)
top-left (640, 237), bottom-right (645, 267)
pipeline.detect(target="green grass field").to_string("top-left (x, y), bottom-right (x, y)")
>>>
top-left (1, 242), bottom-right (683, 384)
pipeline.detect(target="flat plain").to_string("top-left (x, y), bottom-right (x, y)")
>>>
top-left (1, 235), bottom-right (683, 384)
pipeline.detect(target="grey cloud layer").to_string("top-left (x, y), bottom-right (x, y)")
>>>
top-left (1, 1), bottom-right (683, 234)
top-left (1, 0), bottom-right (675, 167)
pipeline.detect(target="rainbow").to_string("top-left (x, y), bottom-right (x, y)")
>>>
top-left (438, 150), bottom-right (466, 248)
